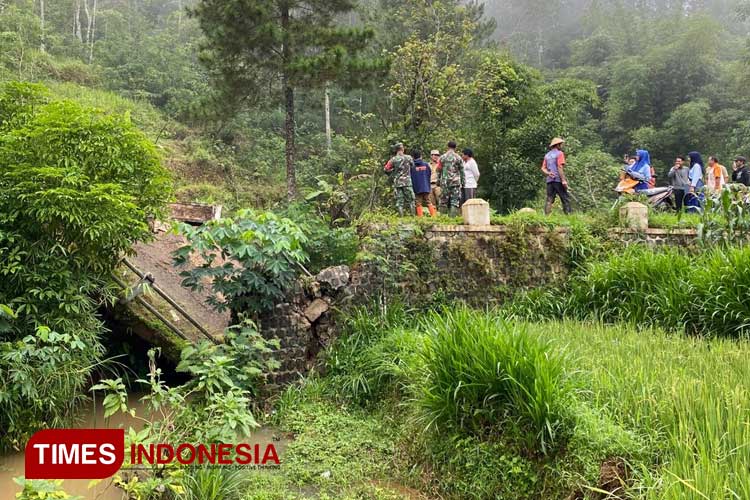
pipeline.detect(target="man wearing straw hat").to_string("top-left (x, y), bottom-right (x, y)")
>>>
top-left (541, 137), bottom-right (572, 215)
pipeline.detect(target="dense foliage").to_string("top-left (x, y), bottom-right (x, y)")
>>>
top-left (174, 210), bottom-right (309, 317)
top-left (0, 81), bottom-right (170, 450)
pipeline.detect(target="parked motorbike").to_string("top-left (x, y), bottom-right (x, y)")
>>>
top-left (614, 168), bottom-right (674, 211)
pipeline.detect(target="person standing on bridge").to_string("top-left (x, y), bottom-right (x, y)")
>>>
top-left (437, 141), bottom-right (465, 217)
top-left (732, 156), bottom-right (750, 186)
top-left (411, 149), bottom-right (435, 217)
top-left (384, 142), bottom-right (416, 217)
top-left (541, 137), bottom-right (571, 215)
top-left (462, 148), bottom-right (480, 204)
top-left (429, 149), bottom-right (442, 211)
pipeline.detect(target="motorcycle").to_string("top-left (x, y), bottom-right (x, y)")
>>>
top-left (615, 168), bottom-right (674, 211)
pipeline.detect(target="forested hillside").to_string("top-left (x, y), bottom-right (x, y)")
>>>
top-left (6, 0), bottom-right (750, 214)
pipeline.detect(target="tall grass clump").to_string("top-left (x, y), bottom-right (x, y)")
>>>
top-left (691, 246), bottom-right (750, 337)
top-left (415, 308), bottom-right (573, 453)
top-left (566, 246), bottom-right (693, 331)
top-left (507, 245), bottom-right (750, 338)
top-left (324, 304), bottom-right (423, 405)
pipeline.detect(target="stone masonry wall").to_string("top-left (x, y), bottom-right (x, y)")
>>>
top-left (260, 223), bottom-right (699, 385)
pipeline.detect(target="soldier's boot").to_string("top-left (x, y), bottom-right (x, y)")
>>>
top-left (416, 206), bottom-right (424, 217)
top-left (428, 205), bottom-right (437, 217)
top-left (449, 206), bottom-right (458, 217)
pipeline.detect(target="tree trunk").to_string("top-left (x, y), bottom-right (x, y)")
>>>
top-left (74, 0), bottom-right (82, 42)
top-left (325, 84), bottom-right (332, 155)
top-left (39, 0), bottom-right (45, 52)
top-left (177, 0), bottom-right (182, 34)
top-left (83, 0), bottom-right (91, 44)
top-left (281, 6), bottom-right (297, 200)
top-left (88, 0), bottom-right (97, 63)
top-left (284, 83), bottom-right (296, 200)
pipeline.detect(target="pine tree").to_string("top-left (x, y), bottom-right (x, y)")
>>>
top-left (192, 0), bottom-right (388, 200)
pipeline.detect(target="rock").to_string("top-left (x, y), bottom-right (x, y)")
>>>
top-left (304, 298), bottom-right (329, 323)
top-left (461, 198), bottom-right (491, 226)
top-left (320, 470), bottom-right (331, 480)
top-left (517, 207), bottom-right (537, 215)
top-left (619, 202), bottom-right (649, 230)
top-left (316, 265), bottom-right (350, 291)
top-left (306, 280), bottom-right (322, 299)
top-left (291, 311), bottom-right (312, 331)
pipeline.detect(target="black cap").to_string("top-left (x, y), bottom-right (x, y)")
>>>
top-left (736, 156), bottom-right (747, 163)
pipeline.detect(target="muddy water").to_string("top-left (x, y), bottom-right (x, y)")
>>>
top-left (0, 393), bottom-right (286, 500)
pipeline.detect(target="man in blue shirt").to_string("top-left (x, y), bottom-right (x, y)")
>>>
top-left (411, 149), bottom-right (435, 217)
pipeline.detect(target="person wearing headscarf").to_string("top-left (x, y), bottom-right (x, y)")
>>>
top-left (627, 149), bottom-right (652, 191)
top-left (687, 152), bottom-right (705, 193)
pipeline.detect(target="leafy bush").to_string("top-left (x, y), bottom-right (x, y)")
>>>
top-left (415, 308), bottom-right (573, 453)
top-left (177, 319), bottom-right (280, 397)
top-left (0, 81), bottom-right (171, 449)
top-left (174, 210), bottom-right (308, 318)
top-left (12, 478), bottom-right (81, 500)
top-left (281, 203), bottom-right (359, 273)
top-left (698, 184), bottom-right (750, 247)
top-left (93, 339), bottom-right (269, 499)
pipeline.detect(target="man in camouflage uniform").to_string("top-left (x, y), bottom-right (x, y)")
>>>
top-left (438, 140), bottom-right (465, 216)
top-left (384, 142), bottom-right (416, 216)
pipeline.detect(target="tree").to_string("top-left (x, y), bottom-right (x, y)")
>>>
top-left (191, 0), bottom-right (388, 200)
top-left (0, 81), bottom-right (171, 448)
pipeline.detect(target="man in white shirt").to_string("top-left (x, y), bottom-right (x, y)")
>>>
top-left (461, 148), bottom-right (480, 205)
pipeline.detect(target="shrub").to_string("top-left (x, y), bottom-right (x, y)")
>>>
top-left (0, 81), bottom-right (171, 449)
top-left (415, 308), bottom-right (573, 453)
top-left (174, 210), bottom-right (308, 318)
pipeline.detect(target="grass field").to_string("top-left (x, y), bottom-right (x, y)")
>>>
top-left (264, 311), bottom-right (750, 499)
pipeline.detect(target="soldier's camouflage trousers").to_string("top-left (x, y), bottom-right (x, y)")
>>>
top-left (440, 184), bottom-right (462, 211)
top-left (394, 186), bottom-right (416, 215)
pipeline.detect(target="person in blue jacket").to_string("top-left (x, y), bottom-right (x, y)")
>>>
top-left (411, 149), bottom-right (435, 217)
top-left (627, 149), bottom-right (652, 191)
top-left (687, 151), bottom-right (705, 193)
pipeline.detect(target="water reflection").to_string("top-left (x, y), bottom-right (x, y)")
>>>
top-left (0, 393), bottom-right (286, 500)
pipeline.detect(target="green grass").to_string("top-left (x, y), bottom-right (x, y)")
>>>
top-left (43, 81), bottom-right (173, 138)
top-left (251, 387), bottom-right (411, 499)
top-left (529, 321), bottom-right (750, 500)
top-left (507, 245), bottom-right (750, 338)
top-left (415, 309), bottom-right (572, 452)
top-left (305, 306), bottom-right (750, 499)
top-left (647, 212), bottom-right (702, 230)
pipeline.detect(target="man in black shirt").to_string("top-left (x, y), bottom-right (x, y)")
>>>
top-left (732, 156), bottom-right (750, 186)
